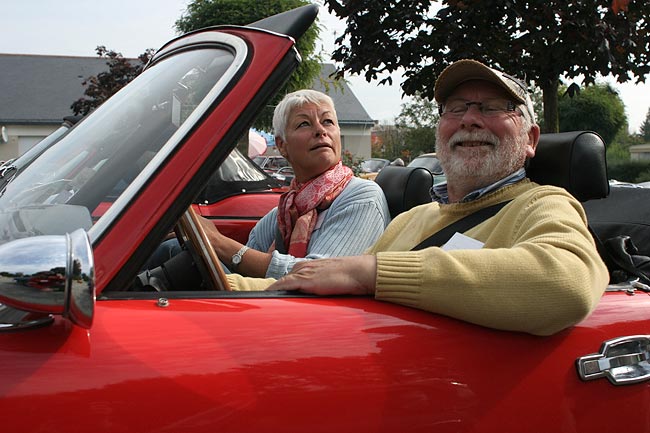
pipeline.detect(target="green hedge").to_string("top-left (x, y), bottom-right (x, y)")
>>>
top-left (607, 160), bottom-right (650, 183)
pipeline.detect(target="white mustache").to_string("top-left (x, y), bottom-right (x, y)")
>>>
top-left (447, 130), bottom-right (500, 147)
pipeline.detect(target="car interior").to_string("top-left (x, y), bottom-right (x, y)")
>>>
top-left (123, 130), bottom-right (612, 295)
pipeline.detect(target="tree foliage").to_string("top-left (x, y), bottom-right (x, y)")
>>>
top-left (71, 46), bottom-right (154, 116)
top-left (176, 0), bottom-right (323, 129)
top-left (557, 83), bottom-right (626, 146)
top-left (372, 124), bottom-right (405, 161)
top-left (640, 108), bottom-right (650, 142)
top-left (394, 93), bottom-right (439, 157)
top-left (324, 0), bottom-right (650, 133)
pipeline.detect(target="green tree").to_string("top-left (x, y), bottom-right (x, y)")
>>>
top-left (324, 0), bottom-right (650, 133)
top-left (557, 83), bottom-right (627, 146)
top-left (176, 0), bottom-right (322, 128)
top-left (71, 46), bottom-right (154, 115)
top-left (372, 123), bottom-right (405, 160)
top-left (394, 93), bottom-right (439, 157)
top-left (640, 108), bottom-right (650, 142)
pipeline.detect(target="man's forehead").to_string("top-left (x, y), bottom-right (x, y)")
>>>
top-left (445, 79), bottom-right (512, 100)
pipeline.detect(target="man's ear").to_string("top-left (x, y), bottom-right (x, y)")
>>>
top-left (526, 124), bottom-right (541, 158)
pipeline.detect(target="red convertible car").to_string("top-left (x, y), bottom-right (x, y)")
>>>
top-left (0, 5), bottom-right (648, 433)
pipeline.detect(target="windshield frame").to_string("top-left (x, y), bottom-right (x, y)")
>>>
top-left (90, 34), bottom-right (249, 242)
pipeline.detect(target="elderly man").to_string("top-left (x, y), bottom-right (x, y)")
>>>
top-left (270, 59), bottom-right (609, 336)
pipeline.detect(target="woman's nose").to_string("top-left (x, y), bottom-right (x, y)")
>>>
top-left (314, 126), bottom-right (326, 137)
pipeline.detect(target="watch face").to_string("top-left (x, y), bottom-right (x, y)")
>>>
top-left (233, 255), bottom-right (242, 265)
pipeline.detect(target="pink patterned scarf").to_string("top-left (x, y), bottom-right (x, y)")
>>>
top-left (276, 161), bottom-right (353, 258)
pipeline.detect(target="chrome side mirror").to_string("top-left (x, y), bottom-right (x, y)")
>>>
top-left (0, 229), bottom-right (95, 329)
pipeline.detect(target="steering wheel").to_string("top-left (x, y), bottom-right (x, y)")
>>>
top-left (176, 206), bottom-right (231, 291)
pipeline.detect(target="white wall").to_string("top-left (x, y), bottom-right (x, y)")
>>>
top-left (0, 124), bottom-right (57, 161)
top-left (340, 124), bottom-right (373, 159)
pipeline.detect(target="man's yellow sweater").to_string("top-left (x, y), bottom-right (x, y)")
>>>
top-left (371, 179), bottom-right (608, 336)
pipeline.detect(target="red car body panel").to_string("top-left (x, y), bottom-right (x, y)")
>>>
top-left (1, 292), bottom-right (648, 433)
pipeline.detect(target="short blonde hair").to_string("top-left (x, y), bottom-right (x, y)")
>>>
top-left (272, 89), bottom-right (335, 141)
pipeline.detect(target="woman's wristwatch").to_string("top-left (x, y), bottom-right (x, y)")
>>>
top-left (231, 245), bottom-right (250, 271)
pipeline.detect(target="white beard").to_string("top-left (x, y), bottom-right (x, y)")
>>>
top-left (437, 128), bottom-right (528, 183)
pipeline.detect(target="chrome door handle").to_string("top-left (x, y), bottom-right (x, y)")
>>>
top-left (576, 335), bottom-right (650, 385)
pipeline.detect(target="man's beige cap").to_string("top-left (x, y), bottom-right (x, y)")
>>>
top-left (434, 59), bottom-right (535, 122)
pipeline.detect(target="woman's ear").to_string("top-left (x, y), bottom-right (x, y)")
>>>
top-left (276, 136), bottom-right (288, 158)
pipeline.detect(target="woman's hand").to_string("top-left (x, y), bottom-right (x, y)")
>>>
top-left (198, 215), bottom-right (272, 277)
top-left (197, 215), bottom-right (224, 244)
top-left (267, 255), bottom-right (377, 295)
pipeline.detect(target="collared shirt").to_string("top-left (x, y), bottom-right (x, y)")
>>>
top-left (431, 168), bottom-right (527, 204)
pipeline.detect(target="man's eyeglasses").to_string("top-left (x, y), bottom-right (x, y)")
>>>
top-left (439, 99), bottom-right (519, 118)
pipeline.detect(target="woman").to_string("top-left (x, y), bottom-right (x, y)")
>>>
top-left (202, 89), bottom-right (390, 290)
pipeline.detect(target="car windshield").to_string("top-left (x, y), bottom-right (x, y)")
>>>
top-left (197, 148), bottom-right (283, 204)
top-left (0, 46), bottom-right (237, 245)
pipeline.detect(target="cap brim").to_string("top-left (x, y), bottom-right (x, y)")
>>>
top-left (434, 59), bottom-right (526, 105)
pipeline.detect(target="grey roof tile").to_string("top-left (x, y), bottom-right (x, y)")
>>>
top-left (0, 54), bottom-right (374, 126)
top-left (0, 53), bottom-right (109, 124)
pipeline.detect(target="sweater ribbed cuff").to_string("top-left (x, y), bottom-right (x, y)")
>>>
top-left (375, 251), bottom-right (424, 305)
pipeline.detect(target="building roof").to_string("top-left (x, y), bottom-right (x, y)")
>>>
top-left (0, 53), bottom-right (109, 124)
top-left (314, 64), bottom-right (374, 126)
top-left (0, 54), bottom-right (374, 127)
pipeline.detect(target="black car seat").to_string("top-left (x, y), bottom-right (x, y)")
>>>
top-left (375, 130), bottom-right (610, 219)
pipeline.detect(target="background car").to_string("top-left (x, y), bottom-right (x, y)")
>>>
top-left (252, 154), bottom-right (289, 173)
top-left (0, 5), bottom-right (648, 433)
top-left (270, 165), bottom-right (295, 185)
top-left (408, 152), bottom-right (447, 184)
top-left (358, 157), bottom-right (390, 180)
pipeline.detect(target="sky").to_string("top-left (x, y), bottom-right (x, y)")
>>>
top-left (2, 0), bottom-right (649, 132)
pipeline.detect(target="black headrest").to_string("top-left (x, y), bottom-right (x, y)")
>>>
top-left (375, 166), bottom-right (433, 218)
top-left (527, 131), bottom-right (609, 202)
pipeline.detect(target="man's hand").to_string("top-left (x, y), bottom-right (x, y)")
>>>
top-left (268, 255), bottom-right (378, 295)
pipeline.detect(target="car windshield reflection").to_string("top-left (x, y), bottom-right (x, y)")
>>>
top-left (0, 47), bottom-right (238, 245)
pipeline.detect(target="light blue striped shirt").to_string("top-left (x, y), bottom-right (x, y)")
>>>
top-left (247, 177), bottom-right (391, 279)
top-left (431, 168), bottom-right (527, 204)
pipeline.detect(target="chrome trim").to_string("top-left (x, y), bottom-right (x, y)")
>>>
top-left (576, 335), bottom-right (650, 385)
top-left (66, 229), bottom-right (95, 328)
top-left (0, 228), bottom-right (95, 329)
top-left (89, 33), bottom-right (249, 242)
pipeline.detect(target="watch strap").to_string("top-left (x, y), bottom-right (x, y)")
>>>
top-left (231, 245), bottom-right (250, 270)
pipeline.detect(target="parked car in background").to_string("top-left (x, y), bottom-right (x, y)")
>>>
top-left (252, 154), bottom-right (289, 173)
top-left (0, 5), bottom-right (649, 433)
top-left (358, 157), bottom-right (390, 180)
top-left (408, 152), bottom-right (447, 184)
